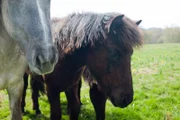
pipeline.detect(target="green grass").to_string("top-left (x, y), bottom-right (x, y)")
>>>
top-left (0, 43), bottom-right (180, 120)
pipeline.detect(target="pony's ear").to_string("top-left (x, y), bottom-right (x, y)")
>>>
top-left (106, 14), bottom-right (124, 34)
top-left (136, 20), bottom-right (142, 26)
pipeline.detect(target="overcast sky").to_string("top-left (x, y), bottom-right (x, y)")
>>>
top-left (51, 0), bottom-right (180, 28)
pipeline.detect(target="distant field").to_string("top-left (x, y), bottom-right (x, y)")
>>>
top-left (0, 43), bottom-right (179, 120)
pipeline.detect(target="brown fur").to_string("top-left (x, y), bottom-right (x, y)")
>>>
top-left (51, 12), bottom-right (142, 57)
top-left (23, 12), bottom-right (143, 120)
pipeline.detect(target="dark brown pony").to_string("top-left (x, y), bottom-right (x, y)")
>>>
top-left (21, 73), bottom-right (45, 115)
top-left (47, 12), bottom-right (142, 120)
top-left (22, 12), bottom-right (143, 120)
top-left (21, 73), bottom-right (82, 115)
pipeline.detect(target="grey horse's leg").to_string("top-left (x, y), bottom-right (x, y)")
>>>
top-left (7, 79), bottom-right (24, 120)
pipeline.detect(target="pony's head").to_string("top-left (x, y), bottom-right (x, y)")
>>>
top-left (51, 13), bottom-right (142, 107)
top-left (1, 0), bottom-right (58, 75)
top-left (87, 14), bottom-right (143, 108)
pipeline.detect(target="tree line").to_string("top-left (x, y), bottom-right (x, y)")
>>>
top-left (142, 26), bottom-right (180, 44)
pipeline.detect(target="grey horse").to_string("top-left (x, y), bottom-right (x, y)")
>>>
top-left (0, 0), bottom-right (58, 119)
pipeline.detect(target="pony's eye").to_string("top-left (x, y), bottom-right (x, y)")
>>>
top-left (109, 49), bottom-right (121, 60)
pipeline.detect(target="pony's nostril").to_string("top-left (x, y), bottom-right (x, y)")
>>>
top-left (36, 55), bottom-right (44, 69)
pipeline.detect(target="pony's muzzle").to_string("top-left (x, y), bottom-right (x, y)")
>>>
top-left (110, 93), bottom-right (133, 108)
top-left (33, 45), bottom-right (58, 75)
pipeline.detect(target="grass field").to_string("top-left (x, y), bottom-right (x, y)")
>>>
top-left (0, 43), bottom-right (179, 120)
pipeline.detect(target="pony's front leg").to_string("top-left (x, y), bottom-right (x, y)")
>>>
top-left (31, 77), bottom-right (42, 115)
top-left (7, 79), bottom-right (24, 120)
top-left (65, 83), bottom-right (80, 120)
top-left (47, 86), bottom-right (61, 120)
top-left (21, 73), bottom-right (28, 114)
top-left (78, 80), bottom-right (82, 105)
top-left (90, 83), bottom-right (107, 120)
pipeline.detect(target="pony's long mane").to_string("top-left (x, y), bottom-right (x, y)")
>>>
top-left (51, 12), bottom-right (143, 57)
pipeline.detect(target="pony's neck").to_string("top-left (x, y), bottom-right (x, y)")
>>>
top-left (0, 25), bottom-right (24, 70)
top-left (0, 7), bottom-right (18, 56)
top-left (59, 46), bottom-right (89, 74)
